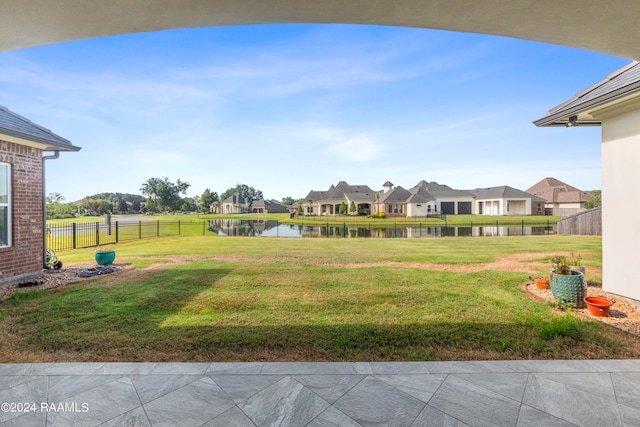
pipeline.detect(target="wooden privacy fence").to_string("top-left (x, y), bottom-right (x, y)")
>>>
top-left (557, 207), bottom-right (601, 236)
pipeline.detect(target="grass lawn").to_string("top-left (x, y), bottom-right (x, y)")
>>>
top-left (2, 234), bottom-right (638, 362)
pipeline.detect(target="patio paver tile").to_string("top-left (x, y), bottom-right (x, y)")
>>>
top-left (334, 376), bottom-right (426, 427)
top-left (523, 373), bottom-right (623, 427)
top-left (143, 376), bottom-right (234, 427)
top-left (428, 374), bottom-right (521, 427)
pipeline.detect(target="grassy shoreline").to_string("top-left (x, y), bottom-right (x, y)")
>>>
top-left (48, 212), bottom-right (562, 229)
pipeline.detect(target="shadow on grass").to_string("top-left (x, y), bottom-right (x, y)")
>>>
top-left (4, 268), bottom-right (639, 362)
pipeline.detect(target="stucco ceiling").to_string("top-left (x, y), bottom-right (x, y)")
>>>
top-left (0, 0), bottom-right (637, 59)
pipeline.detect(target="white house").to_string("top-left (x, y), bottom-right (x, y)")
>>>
top-left (220, 193), bottom-right (250, 214)
top-left (469, 186), bottom-right (546, 216)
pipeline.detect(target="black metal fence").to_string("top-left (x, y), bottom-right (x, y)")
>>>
top-left (47, 220), bottom-right (210, 251)
top-left (48, 219), bottom-right (557, 251)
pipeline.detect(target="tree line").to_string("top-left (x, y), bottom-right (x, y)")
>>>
top-left (46, 177), bottom-right (299, 219)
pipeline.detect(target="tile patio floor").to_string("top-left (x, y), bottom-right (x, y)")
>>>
top-left (0, 360), bottom-right (639, 426)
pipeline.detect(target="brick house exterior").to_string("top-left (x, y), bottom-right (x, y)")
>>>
top-left (0, 106), bottom-right (80, 287)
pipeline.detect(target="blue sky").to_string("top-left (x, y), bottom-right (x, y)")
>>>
top-left (0, 24), bottom-right (630, 202)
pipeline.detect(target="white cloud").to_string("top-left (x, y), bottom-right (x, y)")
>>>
top-left (328, 133), bottom-right (385, 162)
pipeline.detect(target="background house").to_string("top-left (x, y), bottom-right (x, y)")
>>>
top-left (302, 181), bottom-right (375, 215)
top-left (526, 177), bottom-right (591, 216)
top-left (251, 199), bottom-right (288, 214)
top-left (220, 193), bottom-right (250, 213)
top-left (307, 180), bottom-right (545, 218)
top-left (469, 186), bottom-right (546, 216)
top-left (409, 181), bottom-right (475, 215)
top-left (374, 184), bottom-right (433, 217)
top-left (0, 105), bottom-right (80, 287)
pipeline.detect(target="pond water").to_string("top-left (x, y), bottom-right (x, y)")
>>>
top-left (208, 219), bottom-right (556, 238)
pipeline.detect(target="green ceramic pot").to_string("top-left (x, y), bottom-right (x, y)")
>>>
top-left (95, 250), bottom-right (116, 266)
top-left (550, 270), bottom-right (587, 308)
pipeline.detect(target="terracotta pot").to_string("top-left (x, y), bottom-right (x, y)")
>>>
top-left (534, 277), bottom-right (550, 289)
top-left (584, 296), bottom-right (613, 317)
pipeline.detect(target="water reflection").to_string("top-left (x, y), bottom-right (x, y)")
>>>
top-left (208, 219), bottom-right (556, 238)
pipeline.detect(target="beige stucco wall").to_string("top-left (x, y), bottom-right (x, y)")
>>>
top-left (507, 200), bottom-right (528, 215)
top-left (407, 202), bottom-right (427, 217)
top-left (599, 105), bottom-right (640, 301)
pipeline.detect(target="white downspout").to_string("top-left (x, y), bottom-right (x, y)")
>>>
top-left (42, 151), bottom-right (60, 267)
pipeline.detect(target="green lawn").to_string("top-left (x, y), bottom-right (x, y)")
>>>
top-left (2, 234), bottom-right (636, 362)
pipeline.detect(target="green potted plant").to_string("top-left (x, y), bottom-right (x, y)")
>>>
top-left (95, 246), bottom-right (116, 266)
top-left (550, 255), bottom-right (587, 308)
top-left (569, 252), bottom-right (586, 277)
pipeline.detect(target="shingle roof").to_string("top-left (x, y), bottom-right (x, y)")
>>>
top-left (222, 194), bottom-right (248, 204)
top-left (526, 178), bottom-right (579, 196)
top-left (0, 105), bottom-right (80, 151)
top-left (470, 185), bottom-right (537, 200)
top-left (327, 181), bottom-right (374, 199)
top-left (380, 186), bottom-right (412, 203)
top-left (410, 180), bottom-right (474, 197)
top-left (306, 181), bottom-right (374, 202)
top-left (303, 190), bottom-right (327, 201)
top-left (252, 199), bottom-right (288, 212)
top-left (534, 61), bottom-right (640, 127)
top-left (526, 178), bottom-right (590, 204)
top-left (345, 192), bottom-right (375, 202)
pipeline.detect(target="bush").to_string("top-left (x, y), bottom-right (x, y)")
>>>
top-left (375, 211), bottom-right (386, 218)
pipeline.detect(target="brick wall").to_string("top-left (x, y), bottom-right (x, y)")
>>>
top-left (0, 140), bottom-right (44, 286)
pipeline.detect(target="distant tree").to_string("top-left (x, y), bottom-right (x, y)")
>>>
top-left (339, 201), bottom-right (347, 215)
top-left (46, 192), bottom-right (65, 204)
top-left (349, 200), bottom-right (357, 213)
top-left (140, 177), bottom-right (190, 212)
top-left (219, 184), bottom-right (263, 204)
top-left (181, 197), bottom-right (197, 212)
top-left (85, 192), bottom-right (145, 203)
top-left (199, 188), bottom-right (219, 212)
top-left (80, 199), bottom-right (113, 215)
top-left (584, 190), bottom-right (602, 209)
top-left (297, 199), bottom-right (304, 216)
top-left (131, 200), bottom-right (141, 213)
top-left (145, 198), bottom-right (158, 213)
top-left (117, 199), bottom-right (129, 214)
top-left (46, 193), bottom-right (77, 219)
top-left (282, 196), bottom-right (296, 205)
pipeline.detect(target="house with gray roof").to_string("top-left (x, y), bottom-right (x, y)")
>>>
top-left (304, 180), bottom-right (546, 218)
top-left (373, 184), bottom-right (434, 217)
top-left (220, 193), bottom-right (250, 214)
top-left (251, 199), bottom-right (289, 214)
top-left (469, 186), bottom-right (546, 216)
top-left (410, 181), bottom-right (476, 215)
top-left (302, 181), bottom-right (375, 215)
top-left (0, 105), bottom-right (80, 287)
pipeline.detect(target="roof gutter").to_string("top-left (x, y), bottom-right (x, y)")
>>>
top-left (533, 80), bottom-right (640, 127)
top-left (42, 151), bottom-right (60, 268)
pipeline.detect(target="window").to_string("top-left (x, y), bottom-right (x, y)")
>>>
top-left (0, 163), bottom-right (10, 247)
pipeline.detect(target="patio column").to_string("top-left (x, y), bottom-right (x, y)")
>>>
top-left (597, 102), bottom-right (640, 301)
